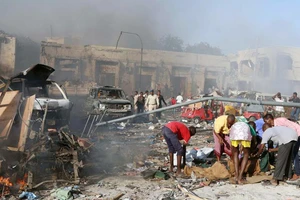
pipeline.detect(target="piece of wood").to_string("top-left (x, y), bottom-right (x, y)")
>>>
top-left (112, 193), bottom-right (124, 200)
top-left (178, 184), bottom-right (205, 200)
top-left (0, 91), bottom-right (22, 139)
top-left (18, 95), bottom-right (35, 151)
top-left (72, 149), bottom-right (80, 184)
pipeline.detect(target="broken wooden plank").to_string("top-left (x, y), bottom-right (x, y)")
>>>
top-left (178, 184), bottom-right (205, 200)
top-left (112, 193), bottom-right (124, 200)
top-left (18, 95), bottom-right (35, 151)
top-left (0, 91), bottom-right (22, 139)
top-left (72, 149), bottom-right (80, 184)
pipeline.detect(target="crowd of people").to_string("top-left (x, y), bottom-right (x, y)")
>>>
top-left (213, 110), bottom-right (300, 185)
top-left (160, 91), bottom-right (300, 186)
top-left (132, 90), bottom-right (186, 119)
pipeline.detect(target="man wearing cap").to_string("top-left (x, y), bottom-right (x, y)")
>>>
top-left (145, 90), bottom-right (159, 120)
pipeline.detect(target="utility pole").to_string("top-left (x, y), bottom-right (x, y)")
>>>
top-left (253, 37), bottom-right (259, 90)
top-left (50, 25), bottom-right (53, 39)
top-left (116, 31), bottom-right (143, 91)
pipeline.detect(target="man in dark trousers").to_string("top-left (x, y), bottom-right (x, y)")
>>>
top-left (157, 90), bottom-right (167, 119)
top-left (136, 92), bottom-right (145, 113)
top-left (162, 121), bottom-right (196, 175)
top-left (254, 123), bottom-right (298, 185)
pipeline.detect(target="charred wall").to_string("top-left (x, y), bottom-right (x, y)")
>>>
top-left (40, 42), bottom-right (229, 97)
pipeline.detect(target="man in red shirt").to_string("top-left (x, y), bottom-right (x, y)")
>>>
top-left (163, 121), bottom-right (196, 175)
top-left (171, 97), bottom-right (176, 105)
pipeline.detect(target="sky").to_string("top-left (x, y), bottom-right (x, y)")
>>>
top-left (0, 0), bottom-right (300, 53)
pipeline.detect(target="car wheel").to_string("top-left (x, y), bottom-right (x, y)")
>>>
top-left (249, 116), bottom-right (257, 122)
top-left (193, 117), bottom-right (201, 124)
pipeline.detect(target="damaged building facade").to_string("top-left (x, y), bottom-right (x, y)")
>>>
top-left (229, 47), bottom-right (300, 94)
top-left (39, 41), bottom-right (300, 97)
top-left (40, 42), bottom-right (229, 97)
top-left (0, 33), bottom-right (16, 75)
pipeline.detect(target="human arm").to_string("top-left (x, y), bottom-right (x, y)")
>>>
top-left (214, 128), bottom-right (225, 145)
top-left (156, 96), bottom-right (160, 108)
top-left (268, 147), bottom-right (278, 152)
top-left (162, 96), bottom-right (167, 106)
top-left (272, 93), bottom-right (279, 100)
top-left (252, 143), bottom-right (265, 157)
top-left (145, 96), bottom-right (149, 106)
top-left (179, 140), bottom-right (187, 145)
top-left (214, 118), bottom-right (225, 145)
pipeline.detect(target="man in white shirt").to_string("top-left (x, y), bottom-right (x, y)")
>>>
top-left (176, 93), bottom-right (183, 104)
top-left (272, 92), bottom-right (285, 117)
top-left (186, 96), bottom-right (193, 102)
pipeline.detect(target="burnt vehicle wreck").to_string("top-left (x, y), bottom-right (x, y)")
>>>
top-left (0, 64), bottom-right (93, 196)
top-left (88, 85), bottom-right (132, 118)
top-left (0, 64), bottom-right (73, 130)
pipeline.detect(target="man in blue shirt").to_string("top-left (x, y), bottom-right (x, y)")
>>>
top-left (255, 118), bottom-right (264, 138)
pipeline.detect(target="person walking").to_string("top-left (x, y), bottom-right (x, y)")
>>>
top-left (176, 93), bottom-right (183, 104)
top-left (145, 90), bottom-right (159, 121)
top-left (157, 90), bottom-right (167, 119)
top-left (133, 91), bottom-right (139, 113)
top-left (136, 92), bottom-right (145, 113)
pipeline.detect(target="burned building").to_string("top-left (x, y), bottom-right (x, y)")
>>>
top-left (0, 33), bottom-right (16, 75)
top-left (40, 42), bottom-right (229, 97)
top-left (229, 46), bottom-right (300, 94)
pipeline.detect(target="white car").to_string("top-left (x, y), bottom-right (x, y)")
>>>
top-left (0, 64), bottom-right (73, 129)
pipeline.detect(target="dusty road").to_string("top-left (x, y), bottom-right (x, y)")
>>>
top-left (37, 121), bottom-right (300, 200)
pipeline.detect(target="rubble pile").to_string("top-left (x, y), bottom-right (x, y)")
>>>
top-left (2, 65), bottom-right (300, 199)
top-left (0, 85), bottom-right (92, 198)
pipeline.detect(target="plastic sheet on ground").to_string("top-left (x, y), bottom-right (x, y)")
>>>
top-left (173, 147), bottom-right (214, 166)
top-left (19, 191), bottom-right (38, 200)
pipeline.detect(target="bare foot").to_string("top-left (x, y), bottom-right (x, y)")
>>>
top-left (237, 179), bottom-right (248, 185)
top-left (271, 180), bottom-right (279, 186)
top-left (175, 172), bottom-right (185, 178)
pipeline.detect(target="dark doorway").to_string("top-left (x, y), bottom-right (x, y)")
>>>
top-left (136, 75), bottom-right (152, 92)
top-left (172, 76), bottom-right (186, 96)
top-left (204, 78), bottom-right (217, 93)
top-left (99, 73), bottom-right (115, 86)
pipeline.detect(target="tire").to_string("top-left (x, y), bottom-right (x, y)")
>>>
top-left (249, 116), bottom-right (257, 122)
top-left (193, 117), bottom-right (201, 124)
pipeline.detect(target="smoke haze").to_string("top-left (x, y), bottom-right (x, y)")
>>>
top-left (1, 0), bottom-right (300, 53)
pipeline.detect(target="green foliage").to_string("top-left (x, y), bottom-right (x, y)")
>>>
top-left (185, 42), bottom-right (223, 55)
top-left (158, 35), bottom-right (222, 55)
top-left (159, 34), bottom-right (184, 52)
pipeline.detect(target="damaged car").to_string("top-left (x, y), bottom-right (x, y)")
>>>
top-left (87, 86), bottom-right (132, 119)
top-left (0, 64), bottom-right (73, 130)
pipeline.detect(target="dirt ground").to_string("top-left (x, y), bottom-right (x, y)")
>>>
top-left (35, 114), bottom-right (300, 200)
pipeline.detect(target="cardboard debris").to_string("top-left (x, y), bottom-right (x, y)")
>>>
top-left (0, 91), bottom-right (22, 139)
top-left (184, 162), bottom-right (230, 180)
